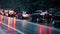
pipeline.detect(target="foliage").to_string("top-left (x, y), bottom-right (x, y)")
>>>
top-left (0, 0), bottom-right (60, 13)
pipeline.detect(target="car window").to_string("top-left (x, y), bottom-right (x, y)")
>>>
top-left (35, 11), bottom-right (42, 13)
top-left (23, 12), bottom-right (26, 14)
top-left (35, 10), bottom-right (42, 13)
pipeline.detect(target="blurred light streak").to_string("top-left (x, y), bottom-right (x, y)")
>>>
top-left (48, 27), bottom-right (52, 34)
top-left (44, 27), bottom-right (46, 34)
top-left (0, 15), bottom-right (2, 28)
top-left (13, 17), bottom-right (16, 34)
top-left (39, 25), bottom-right (43, 34)
top-left (2, 22), bottom-right (24, 34)
top-left (22, 20), bottom-right (28, 27)
top-left (7, 17), bottom-right (11, 33)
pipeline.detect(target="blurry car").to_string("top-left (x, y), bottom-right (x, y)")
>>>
top-left (4, 10), bottom-right (17, 17)
top-left (41, 11), bottom-right (53, 23)
top-left (31, 10), bottom-right (43, 22)
top-left (31, 10), bottom-right (53, 23)
top-left (18, 11), bottom-right (31, 19)
top-left (8, 10), bottom-right (17, 17)
top-left (52, 11), bottom-right (60, 29)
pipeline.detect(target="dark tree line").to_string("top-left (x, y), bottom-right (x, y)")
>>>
top-left (0, 0), bottom-right (60, 12)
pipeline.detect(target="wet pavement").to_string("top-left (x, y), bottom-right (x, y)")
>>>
top-left (0, 28), bottom-right (7, 34)
top-left (0, 16), bottom-right (60, 34)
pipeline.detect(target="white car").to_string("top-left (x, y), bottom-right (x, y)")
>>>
top-left (19, 11), bottom-right (31, 19)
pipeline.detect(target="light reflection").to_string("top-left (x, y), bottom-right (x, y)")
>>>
top-left (22, 20), bottom-right (28, 27)
top-left (48, 27), bottom-right (52, 34)
top-left (44, 27), bottom-right (46, 34)
top-left (39, 25), bottom-right (43, 34)
top-left (13, 17), bottom-right (16, 34)
top-left (7, 17), bottom-right (11, 33)
top-left (0, 15), bottom-right (2, 28)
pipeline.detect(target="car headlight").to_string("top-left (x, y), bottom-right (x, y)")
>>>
top-left (22, 14), bottom-right (30, 17)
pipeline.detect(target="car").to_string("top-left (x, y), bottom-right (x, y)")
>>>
top-left (31, 10), bottom-right (43, 22)
top-left (52, 11), bottom-right (60, 29)
top-left (42, 11), bottom-right (53, 23)
top-left (31, 10), bottom-right (53, 23)
top-left (4, 10), bottom-right (17, 17)
top-left (18, 10), bottom-right (31, 19)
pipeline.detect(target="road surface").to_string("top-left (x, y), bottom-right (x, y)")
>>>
top-left (0, 28), bottom-right (7, 34)
top-left (0, 16), bottom-right (60, 34)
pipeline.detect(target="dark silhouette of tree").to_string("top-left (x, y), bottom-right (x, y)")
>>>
top-left (0, 0), bottom-right (60, 12)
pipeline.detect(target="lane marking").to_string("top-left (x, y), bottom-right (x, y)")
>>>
top-left (2, 22), bottom-right (24, 34)
top-left (16, 19), bottom-right (60, 32)
top-left (3, 16), bottom-right (60, 33)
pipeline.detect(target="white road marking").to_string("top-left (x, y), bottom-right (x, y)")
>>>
top-left (2, 22), bottom-right (24, 34)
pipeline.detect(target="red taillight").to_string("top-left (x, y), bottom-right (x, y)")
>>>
top-left (14, 12), bottom-right (16, 15)
top-left (49, 14), bottom-right (52, 16)
top-left (14, 12), bottom-right (17, 17)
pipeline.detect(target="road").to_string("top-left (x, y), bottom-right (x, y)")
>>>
top-left (0, 28), bottom-right (7, 34)
top-left (0, 16), bottom-right (60, 34)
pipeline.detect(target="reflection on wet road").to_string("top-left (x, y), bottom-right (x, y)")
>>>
top-left (0, 16), bottom-right (60, 34)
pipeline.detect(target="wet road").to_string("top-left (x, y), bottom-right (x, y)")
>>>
top-left (0, 16), bottom-right (60, 34)
top-left (0, 28), bottom-right (7, 34)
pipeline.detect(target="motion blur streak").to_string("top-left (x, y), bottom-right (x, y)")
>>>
top-left (48, 27), bottom-right (52, 34)
top-left (8, 17), bottom-right (11, 33)
top-left (3, 16), bottom-right (6, 23)
top-left (2, 22), bottom-right (24, 34)
top-left (39, 25), bottom-right (43, 34)
top-left (44, 27), bottom-right (46, 34)
top-left (0, 15), bottom-right (2, 28)
top-left (13, 17), bottom-right (16, 34)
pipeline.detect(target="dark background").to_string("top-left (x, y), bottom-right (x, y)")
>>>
top-left (0, 0), bottom-right (60, 12)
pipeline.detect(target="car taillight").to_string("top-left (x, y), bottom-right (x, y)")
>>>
top-left (14, 12), bottom-right (16, 15)
top-left (49, 14), bottom-right (52, 16)
top-left (14, 12), bottom-right (17, 17)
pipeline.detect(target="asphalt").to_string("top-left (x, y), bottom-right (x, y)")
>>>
top-left (0, 28), bottom-right (7, 34)
top-left (0, 16), bottom-right (60, 34)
